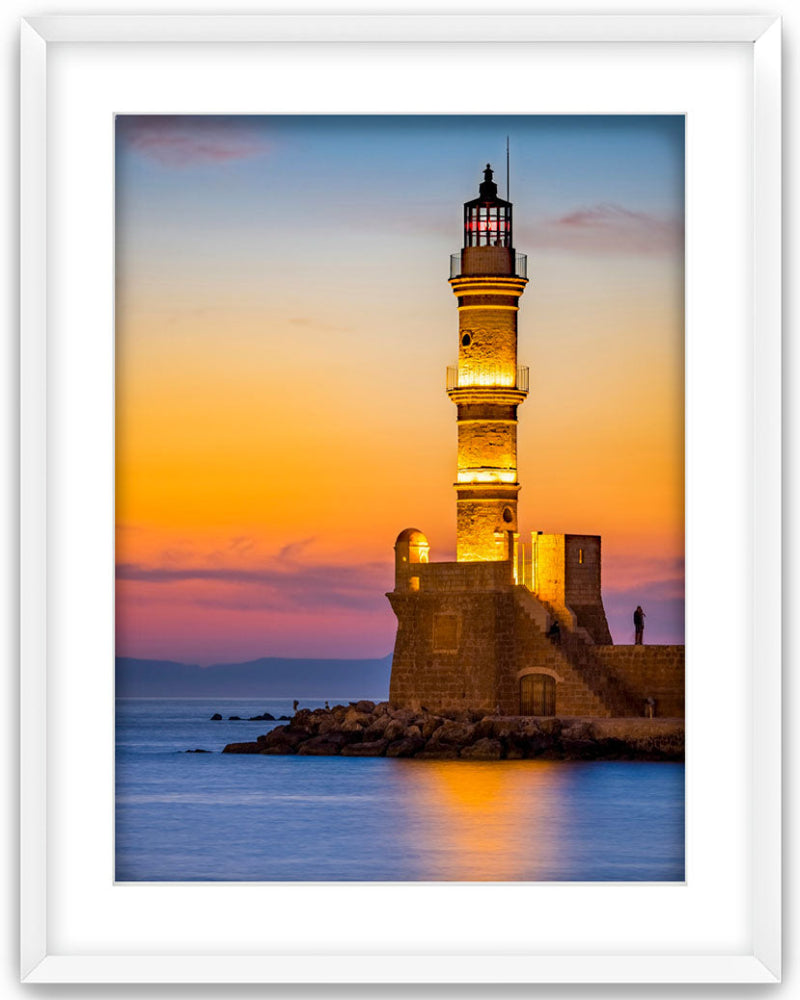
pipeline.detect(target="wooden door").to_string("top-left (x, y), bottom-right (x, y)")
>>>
top-left (520, 673), bottom-right (555, 716)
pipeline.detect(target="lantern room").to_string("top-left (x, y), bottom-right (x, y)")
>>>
top-left (463, 164), bottom-right (512, 248)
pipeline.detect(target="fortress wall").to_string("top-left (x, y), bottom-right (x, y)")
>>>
top-left (532, 533), bottom-right (612, 644)
top-left (417, 559), bottom-right (513, 591)
top-left (395, 556), bottom-right (514, 593)
top-left (593, 645), bottom-right (685, 718)
top-left (532, 533), bottom-right (564, 604)
top-left (564, 536), bottom-right (602, 605)
top-left (387, 590), bottom-right (514, 713)
top-left (387, 580), bottom-right (628, 718)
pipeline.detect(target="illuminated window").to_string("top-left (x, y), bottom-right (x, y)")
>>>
top-left (578, 548), bottom-right (584, 564)
top-left (464, 202), bottom-right (512, 247)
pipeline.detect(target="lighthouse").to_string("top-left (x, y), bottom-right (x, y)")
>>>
top-left (385, 163), bottom-right (682, 720)
top-left (448, 164), bottom-right (529, 562)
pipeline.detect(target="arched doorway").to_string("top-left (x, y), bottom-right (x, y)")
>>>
top-left (520, 673), bottom-right (556, 716)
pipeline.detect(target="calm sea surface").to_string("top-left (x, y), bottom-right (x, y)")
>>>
top-left (116, 698), bottom-right (685, 882)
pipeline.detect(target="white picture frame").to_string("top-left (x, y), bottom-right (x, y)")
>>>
top-left (19, 13), bottom-right (781, 985)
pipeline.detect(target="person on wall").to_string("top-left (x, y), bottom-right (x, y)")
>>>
top-left (634, 605), bottom-right (646, 645)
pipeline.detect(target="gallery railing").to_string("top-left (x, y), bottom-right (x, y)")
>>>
top-left (450, 251), bottom-right (527, 280)
top-left (446, 365), bottom-right (529, 393)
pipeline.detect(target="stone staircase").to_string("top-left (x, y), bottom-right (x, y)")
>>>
top-left (514, 588), bottom-right (642, 718)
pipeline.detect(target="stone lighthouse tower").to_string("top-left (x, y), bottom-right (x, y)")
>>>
top-left (386, 163), bottom-right (684, 719)
top-left (448, 164), bottom-right (529, 563)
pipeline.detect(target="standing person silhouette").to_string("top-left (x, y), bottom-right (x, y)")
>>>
top-left (634, 605), bottom-right (646, 645)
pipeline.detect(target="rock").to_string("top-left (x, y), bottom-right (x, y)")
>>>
top-left (219, 712), bottom-right (683, 762)
top-left (374, 702), bottom-right (391, 716)
top-left (185, 748), bottom-right (211, 753)
top-left (469, 708), bottom-right (492, 723)
top-left (460, 738), bottom-right (503, 760)
top-left (385, 737), bottom-right (425, 758)
top-left (441, 708), bottom-right (471, 723)
top-left (561, 720), bottom-right (593, 741)
top-left (559, 739), bottom-right (598, 760)
top-left (222, 741), bottom-right (261, 754)
top-left (558, 723), bottom-right (598, 758)
top-left (389, 707), bottom-right (416, 726)
top-left (589, 719), bottom-right (684, 750)
top-left (383, 718), bottom-right (407, 742)
top-left (520, 732), bottom-right (553, 758)
top-left (292, 709), bottom-right (315, 732)
top-left (260, 726), bottom-right (311, 752)
top-left (278, 715), bottom-right (291, 721)
top-left (248, 712), bottom-right (275, 721)
top-left (427, 720), bottom-right (476, 747)
top-left (342, 707), bottom-right (373, 727)
top-left (472, 717), bottom-right (495, 740)
top-left (210, 713), bottom-right (223, 721)
top-left (415, 746), bottom-right (460, 760)
top-left (488, 718), bottom-right (522, 741)
top-left (341, 739), bottom-right (389, 757)
top-left (588, 738), bottom-right (632, 760)
top-left (296, 733), bottom-right (348, 755)
top-left (354, 700), bottom-right (375, 714)
top-left (362, 715), bottom-right (391, 741)
top-left (536, 718), bottom-right (562, 737)
top-left (341, 714), bottom-right (371, 733)
top-left (228, 716), bottom-right (242, 721)
top-left (420, 715), bottom-right (443, 740)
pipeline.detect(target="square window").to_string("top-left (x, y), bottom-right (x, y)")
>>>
top-left (433, 614), bottom-right (459, 652)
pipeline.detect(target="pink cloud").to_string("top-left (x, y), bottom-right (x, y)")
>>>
top-left (525, 203), bottom-right (683, 256)
top-left (118, 116), bottom-right (268, 167)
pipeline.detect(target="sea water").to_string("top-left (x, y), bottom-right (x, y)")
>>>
top-left (116, 698), bottom-right (685, 882)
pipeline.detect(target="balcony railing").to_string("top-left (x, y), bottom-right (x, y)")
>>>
top-left (446, 365), bottom-right (529, 393)
top-left (450, 251), bottom-right (527, 280)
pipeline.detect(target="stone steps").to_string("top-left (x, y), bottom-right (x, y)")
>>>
top-left (513, 591), bottom-right (611, 717)
top-left (514, 589), bottom-right (641, 717)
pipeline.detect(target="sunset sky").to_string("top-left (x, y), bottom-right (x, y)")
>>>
top-left (115, 115), bottom-right (684, 664)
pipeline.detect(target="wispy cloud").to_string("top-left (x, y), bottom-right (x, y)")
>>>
top-left (116, 553), bottom-right (392, 614)
top-left (117, 116), bottom-right (268, 167)
top-left (524, 203), bottom-right (683, 256)
top-left (603, 554), bottom-right (685, 590)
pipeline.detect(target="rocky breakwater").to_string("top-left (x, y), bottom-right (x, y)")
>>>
top-left (222, 702), bottom-right (684, 761)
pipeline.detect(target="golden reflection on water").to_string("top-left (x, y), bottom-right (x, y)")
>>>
top-left (397, 760), bottom-right (570, 881)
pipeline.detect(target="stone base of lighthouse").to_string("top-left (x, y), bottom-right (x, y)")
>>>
top-left (387, 536), bottom-right (685, 719)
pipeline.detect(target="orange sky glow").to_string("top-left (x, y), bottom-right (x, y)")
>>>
top-left (116, 115), bottom-right (684, 663)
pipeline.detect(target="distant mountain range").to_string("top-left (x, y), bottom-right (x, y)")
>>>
top-left (115, 654), bottom-right (393, 700)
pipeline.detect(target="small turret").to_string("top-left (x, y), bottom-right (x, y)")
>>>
top-left (394, 528), bottom-right (429, 591)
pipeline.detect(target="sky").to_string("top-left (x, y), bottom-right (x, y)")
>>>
top-left (115, 115), bottom-right (684, 665)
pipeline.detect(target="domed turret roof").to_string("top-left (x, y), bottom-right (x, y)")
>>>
top-left (395, 528), bottom-right (428, 546)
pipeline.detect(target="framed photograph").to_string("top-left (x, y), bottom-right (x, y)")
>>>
top-left (20, 13), bottom-right (780, 984)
